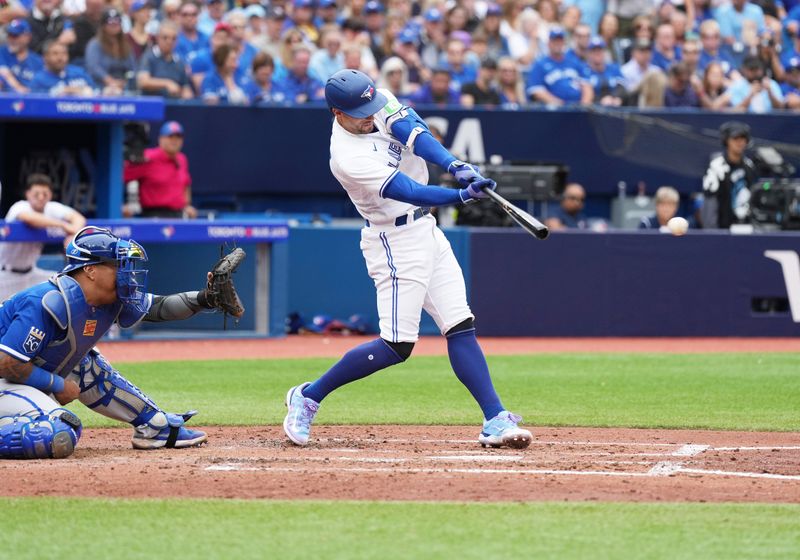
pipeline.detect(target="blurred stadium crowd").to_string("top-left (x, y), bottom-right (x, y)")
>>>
top-left (0, 0), bottom-right (798, 110)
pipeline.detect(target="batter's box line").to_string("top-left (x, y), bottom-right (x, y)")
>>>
top-left (204, 463), bottom-right (800, 480)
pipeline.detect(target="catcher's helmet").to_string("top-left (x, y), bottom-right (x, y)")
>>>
top-left (325, 69), bottom-right (387, 118)
top-left (719, 121), bottom-right (751, 147)
top-left (62, 226), bottom-right (149, 312)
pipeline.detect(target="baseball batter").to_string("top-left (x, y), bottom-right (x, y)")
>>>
top-left (0, 226), bottom-right (244, 459)
top-left (283, 69), bottom-right (531, 449)
top-left (0, 174), bottom-right (86, 303)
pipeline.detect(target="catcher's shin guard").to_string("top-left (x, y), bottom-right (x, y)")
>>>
top-left (70, 350), bottom-right (163, 427)
top-left (0, 410), bottom-right (82, 459)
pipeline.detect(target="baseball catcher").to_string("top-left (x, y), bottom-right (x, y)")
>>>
top-left (0, 226), bottom-right (246, 459)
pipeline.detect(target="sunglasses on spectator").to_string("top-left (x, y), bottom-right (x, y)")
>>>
top-left (565, 195), bottom-right (585, 201)
top-left (165, 10), bottom-right (178, 16)
top-left (701, 33), bottom-right (719, 39)
top-left (159, 34), bottom-right (178, 40)
top-left (181, 10), bottom-right (198, 16)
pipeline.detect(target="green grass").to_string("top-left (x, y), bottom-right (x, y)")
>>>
top-left (72, 353), bottom-right (800, 431)
top-left (3, 498), bottom-right (799, 560)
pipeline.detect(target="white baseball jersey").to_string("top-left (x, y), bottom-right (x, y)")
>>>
top-left (329, 89), bottom-right (473, 342)
top-left (0, 200), bottom-right (74, 302)
top-left (329, 89), bottom-right (429, 225)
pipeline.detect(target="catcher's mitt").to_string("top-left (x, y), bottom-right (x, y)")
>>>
top-left (203, 247), bottom-right (246, 317)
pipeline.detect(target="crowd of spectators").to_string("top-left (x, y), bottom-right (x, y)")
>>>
top-left (0, 0), bottom-right (798, 110)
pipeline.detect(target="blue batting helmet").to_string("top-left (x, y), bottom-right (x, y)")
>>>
top-left (325, 69), bottom-right (387, 118)
top-left (62, 226), bottom-right (149, 312)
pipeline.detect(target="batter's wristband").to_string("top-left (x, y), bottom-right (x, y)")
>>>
top-left (24, 366), bottom-right (65, 394)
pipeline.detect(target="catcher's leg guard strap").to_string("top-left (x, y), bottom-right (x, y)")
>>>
top-left (0, 411), bottom-right (82, 459)
top-left (71, 350), bottom-right (161, 427)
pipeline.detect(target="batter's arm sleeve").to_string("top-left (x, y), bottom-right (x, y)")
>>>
top-left (387, 108), bottom-right (457, 170)
top-left (143, 292), bottom-right (208, 322)
top-left (382, 172), bottom-right (466, 206)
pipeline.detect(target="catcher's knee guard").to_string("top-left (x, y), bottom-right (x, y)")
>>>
top-left (0, 410), bottom-right (82, 459)
top-left (70, 350), bottom-right (161, 428)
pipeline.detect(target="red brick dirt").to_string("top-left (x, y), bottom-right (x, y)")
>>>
top-left (3, 337), bottom-right (798, 503)
top-left (96, 336), bottom-right (800, 363)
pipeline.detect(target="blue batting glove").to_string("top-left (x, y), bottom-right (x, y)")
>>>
top-left (448, 160), bottom-right (483, 187)
top-left (458, 178), bottom-right (497, 203)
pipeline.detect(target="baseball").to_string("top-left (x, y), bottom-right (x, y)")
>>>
top-left (667, 217), bottom-right (689, 236)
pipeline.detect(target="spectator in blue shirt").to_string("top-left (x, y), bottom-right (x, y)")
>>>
top-left (175, 0), bottom-right (208, 64)
top-left (309, 26), bottom-right (344, 82)
top-left (29, 40), bottom-right (96, 95)
top-left (198, 0), bottom-right (226, 37)
top-left (409, 68), bottom-right (461, 106)
top-left (585, 37), bottom-right (625, 106)
top-left (651, 23), bottom-right (681, 71)
top-left (285, 0), bottom-right (320, 44)
top-left (715, 0), bottom-right (766, 45)
top-left (545, 183), bottom-right (589, 230)
top-left (274, 44), bottom-right (324, 103)
top-left (246, 52), bottom-right (287, 104)
top-left (408, 67), bottom-right (461, 105)
top-left (440, 34), bottom-right (479, 90)
top-left (664, 61), bottom-right (701, 107)
top-left (190, 21), bottom-right (235, 91)
top-left (780, 32), bottom-right (800, 68)
top-left (564, 23), bottom-right (592, 67)
top-left (84, 8), bottom-right (136, 94)
top-left (480, 3), bottom-right (510, 60)
top-left (727, 55), bottom-right (784, 112)
top-left (639, 186), bottom-right (681, 230)
top-left (137, 21), bottom-right (193, 99)
top-left (0, 18), bottom-right (44, 92)
top-left (527, 26), bottom-right (594, 106)
top-left (782, 57), bottom-right (800, 110)
top-left (227, 11), bottom-right (259, 78)
top-left (697, 20), bottom-right (737, 76)
top-left (200, 44), bottom-right (250, 104)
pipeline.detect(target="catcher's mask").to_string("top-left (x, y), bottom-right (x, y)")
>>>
top-left (62, 226), bottom-right (149, 313)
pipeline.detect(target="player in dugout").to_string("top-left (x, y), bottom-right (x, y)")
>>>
top-left (0, 226), bottom-right (244, 459)
top-left (282, 69), bottom-right (532, 450)
top-left (0, 173), bottom-right (86, 303)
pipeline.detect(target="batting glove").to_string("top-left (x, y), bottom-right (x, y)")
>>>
top-left (448, 160), bottom-right (483, 187)
top-left (459, 178), bottom-right (497, 203)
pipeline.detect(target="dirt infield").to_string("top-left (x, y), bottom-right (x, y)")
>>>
top-left (2, 337), bottom-right (798, 504)
top-left (3, 426), bottom-right (799, 503)
top-left (97, 336), bottom-right (800, 363)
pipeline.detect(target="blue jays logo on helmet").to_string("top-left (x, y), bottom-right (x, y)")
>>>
top-left (62, 226), bottom-right (150, 312)
top-left (325, 69), bottom-right (388, 118)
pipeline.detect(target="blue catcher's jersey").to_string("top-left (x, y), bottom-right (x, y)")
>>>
top-left (0, 276), bottom-right (150, 375)
top-left (526, 55), bottom-right (589, 103)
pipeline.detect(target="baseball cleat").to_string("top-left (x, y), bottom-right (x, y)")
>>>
top-left (283, 382), bottom-right (319, 446)
top-left (132, 411), bottom-right (208, 450)
top-left (478, 411), bottom-right (532, 449)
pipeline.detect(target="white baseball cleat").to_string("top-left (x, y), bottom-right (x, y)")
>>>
top-left (283, 382), bottom-right (320, 446)
top-left (478, 411), bottom-right (532, 449)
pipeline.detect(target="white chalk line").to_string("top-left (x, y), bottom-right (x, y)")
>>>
top-left (204, 463), bottom-right (800, 480)
top-left (205, 464), bottom-right (657, 477)
top-left (712, 446), bottom-right (800, 451)
top-left (320, 438), bottom-right (680, 447)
